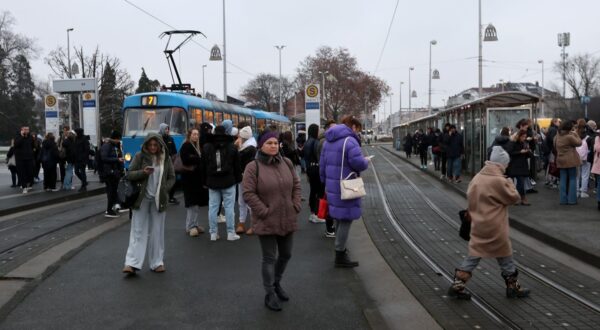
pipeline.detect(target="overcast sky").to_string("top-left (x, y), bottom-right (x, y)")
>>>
top-left (4, 0), bottom-right (600, 121)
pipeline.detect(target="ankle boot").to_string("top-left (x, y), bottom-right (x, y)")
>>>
top-left (447, 269), bottom-right (472, 300)
top-left (503, 270), bottom-right (530, 298)
top-left (274, 282), bottom-right (289, 301)
top-left (264, 293), bottom-right (282, 311)
top-left (335, 249), bottom-right (359, 268)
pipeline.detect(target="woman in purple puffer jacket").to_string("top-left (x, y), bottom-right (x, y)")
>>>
top-left (320, 116), bottom-right (370, 268)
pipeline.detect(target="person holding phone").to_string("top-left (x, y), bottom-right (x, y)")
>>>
top-left (122, 133), bottom-right (176, 275)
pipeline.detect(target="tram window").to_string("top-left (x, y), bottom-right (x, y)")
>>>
top-left (224, 113), bottom-right (232, 121)
top-left (170, 108), bottom-right (187, 135)
top-left (204, 110), bottom-right (214, 125)
top-left (123, 107), bottom-right (184, 137)
top-left (232, 114), bottom-right (239, 126)
top-left (216, 112), bottom-right (224, 124)
top-left (190, 108), bottom-right (202, 129)
top-left (256, 119), bottom-right (267, 134)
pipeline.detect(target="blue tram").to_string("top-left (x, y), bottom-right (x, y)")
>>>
top-left (121, 91), bottom-right (291, 168)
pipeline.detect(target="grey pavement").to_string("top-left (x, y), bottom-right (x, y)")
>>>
top-left (382, 144), bottom-right (600, 267)
top-left (0, 189), bottom-right (390, 329)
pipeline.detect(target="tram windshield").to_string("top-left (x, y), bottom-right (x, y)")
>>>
top-left (123, 107), bottom-right (187, 137)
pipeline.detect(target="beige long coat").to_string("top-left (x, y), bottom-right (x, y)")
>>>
top-left (242, 154), bottom-right (301, 236)
top-left (467, 161), bottom-right (520, 258)
top-left (554, 130), bottom-right (582, 168)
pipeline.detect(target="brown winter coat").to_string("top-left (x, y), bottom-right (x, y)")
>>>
top-left (242, 152), bottom-right (301, 236)
top-left (467, 161), bottom-right (520, 258)
top-left (554, 130), bottom-right (582, 168)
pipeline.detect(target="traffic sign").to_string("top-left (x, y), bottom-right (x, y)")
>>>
top-left (581, 96), bottom-right (591, 104)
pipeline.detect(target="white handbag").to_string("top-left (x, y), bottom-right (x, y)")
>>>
top-left (339, 137), bottom-right (366, 200)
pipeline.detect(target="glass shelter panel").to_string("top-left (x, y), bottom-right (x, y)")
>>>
top-left (486, 107), bottom-right (532, 148)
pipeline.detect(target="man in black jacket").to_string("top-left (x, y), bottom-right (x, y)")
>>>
top-left (73, 128), bottom-right (90, 192)
top-left (14, 126), bottom-right (35, 193)
top-left (202, 125), bottom-right (242, 241)
top-left (100, 131), bottom-right (124, 218)
top-left (159, 123), bottom-right (179, 204)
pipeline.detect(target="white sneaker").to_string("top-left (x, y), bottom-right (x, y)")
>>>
top-left (227, 232), bottom-right (240, 241)
top-left (189, 227), bottom-right (199, 237)
top-left (309, 214), bottom-right (317, 223)
top-left (217, 214), bottom-right (226, 223)
top-left (314, 217), bottom-right (326, 224)
top-left (580, 192), bottom-right (590, 198)
top-left (210, 233), bottom-right (219, 241)
top-left (22, 188), bottom-right (28, 194)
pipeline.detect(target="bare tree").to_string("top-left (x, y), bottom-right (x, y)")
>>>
top-left (296, 46), bottom-right (389, 121)
top-left (554, 53), bottom-right (600, 105)
top-left (241, 73), bottom-right (294, 113)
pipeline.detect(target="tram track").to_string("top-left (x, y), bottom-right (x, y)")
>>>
top-left (365, 145), bottom-right (600, 329)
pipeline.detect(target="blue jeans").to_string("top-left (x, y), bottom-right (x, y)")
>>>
top-left (559, 167), bottom-right (577, 204)
top-left (63, 163), bottom-right (74, 189)
top-left (208, 185), bottom-right (236, 234)
top-left (447, 157), bottom-right (461, 178)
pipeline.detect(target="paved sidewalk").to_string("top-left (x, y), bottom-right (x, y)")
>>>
top-left (382, 145), bottom-right (600, 268)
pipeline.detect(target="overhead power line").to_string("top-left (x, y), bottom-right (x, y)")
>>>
top-left (123, 0), bottom-right (255, 77)
top-left (374, 0), bottom-right (400, 73)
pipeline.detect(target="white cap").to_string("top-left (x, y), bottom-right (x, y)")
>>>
top-left (239, 126), bottom-right (253, 139)
top-left (490, 146), bottom-right (510, 166)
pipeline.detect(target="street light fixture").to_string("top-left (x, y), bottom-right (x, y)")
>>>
top-left (318, 70), bottom-right (329, 120)
top-left (408, 67), bottom-right (414, 111)
top-left (478, 0), bottom-right (498, 96)
top-left (428, 39), bottom-right (438, 114)
top-left (538, 60), bottom-right (545, 117)
top-left (275, 45), bottom-right (286, 116)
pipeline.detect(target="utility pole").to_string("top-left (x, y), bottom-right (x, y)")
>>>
top-left (408, 67), bottom-right (414, 111)
top-left (222, 0), bottom-right (227, 102)
top-left (275, 45), bottom-right (286, 116)
top-left (202, 64), bottom-right (207, 97)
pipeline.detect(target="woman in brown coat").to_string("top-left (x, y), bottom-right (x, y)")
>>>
top-left (554, 120), bottom-right (582, 205)
top-left (448, 146), bottom-right (530, 300)
top-left (242, 131), bottom-right (301, 312)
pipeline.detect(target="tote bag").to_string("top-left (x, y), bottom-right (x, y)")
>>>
top-left (339, 137), bottom-right (366, 200)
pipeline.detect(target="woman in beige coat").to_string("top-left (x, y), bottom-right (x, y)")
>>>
top-left (448, 146), bottom-right (530, 300)
top-left (554, 120), bottom-right (582, 205)
top-left (242, 131), bottom-right (301, 312)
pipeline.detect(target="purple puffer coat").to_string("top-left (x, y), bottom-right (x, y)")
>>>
top-left (319, 124), bottom-right (369, 221)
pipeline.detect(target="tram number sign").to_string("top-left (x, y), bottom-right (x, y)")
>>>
top-left (142, 95), bottom-right (158, 106)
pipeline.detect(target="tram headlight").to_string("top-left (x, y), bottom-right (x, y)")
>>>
top-left (124, 153), bottom-right (132, 162)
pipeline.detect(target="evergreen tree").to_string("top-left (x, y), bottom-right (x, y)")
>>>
top-left (10, 54), bottom-right (36, 130)
top-left (99, 62), bottom-right (121, 137)
top-left (135, 67), bottom-right (160, 93)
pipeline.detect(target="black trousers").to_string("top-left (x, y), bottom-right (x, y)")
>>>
top-left (43, 164), bottom-right (57, 189)
top-left (59, 160), bottom-right (66, 182)
top-left (307, 167), bottom-right (321, 215)
top-left (9, 166), bottom-right (18, 186)
top-left (441, 153), bottom-right (447, 176)
top-left (419, 149), bottom-right (428, 166)
top-left (16, 159), bottom-right (34, 189)
top-left (105, 176), bottom-right (120, 212)
top-left (74, 163), bottom-right (87, 186)
top-left (259, 234), bottom-right (293, 294)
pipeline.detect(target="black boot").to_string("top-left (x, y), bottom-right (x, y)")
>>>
top-left (274, 282), bottom-right (289, 301)
top-left (447, 269), bottom-right (472, 300)
top-left (597, 201), bottom-right (600, 211)
top-left (503, 270), bottom-right (530, 298)
top-left (264, 293), bottom-right (282, 311)
top-left (335, 249), bottom-right (359, 268)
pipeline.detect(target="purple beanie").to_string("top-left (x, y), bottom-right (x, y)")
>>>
top-left (257, 131), bottom-right (279, 149)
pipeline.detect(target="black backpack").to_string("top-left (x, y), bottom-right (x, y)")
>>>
top-left (206, 144), bottom-right (233, 176)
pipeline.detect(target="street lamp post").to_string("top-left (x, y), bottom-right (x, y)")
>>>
top-left (399, 81), bottom-right (404, 123)
top-left (318, 70), bottom-right (329, 121)
top-left (222, 0), bottom-right (227, 102)
top-left (202, 64), bottom-right (207, 97)
top-left (557, 32), bottom-right (570, 98)
top-left (275, 45), bottom-right (286, 116)
top-left (66, 28), bottom-right (74, 129)
top-left (388, 93), bottom-right (393, 134)
top-left (538, 60), bottom-right (545, 117)
top-left (408, 67), bottom-right (414, 111)
top-left (428, 40), bottom-right (437, 114)
top-left (478, 0), bottom-right (498, 96)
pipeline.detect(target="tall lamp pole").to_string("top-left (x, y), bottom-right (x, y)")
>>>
top-left (428, 40), bottom-right (437, 114)
top-left (388, 93), bottom-right (393, 134)
top-left (399, 81), bottom-right (404, 123)
top-left (66, 28), bottom-right (74, 129)
top-left (202, 64), bottom-right (207, 97)
top-left (538, 60), bottom-right (545, 117)
top-left (408, 67), bottom-right (414, 111)
top-left (478, 0), bottom-right (498, 96)
top-left (557, 32), bottom-right (570, 98)
top-left (222, 0), bottom-right (228, 102)
top-left (318, 70), bottom-right (329, 121)
top-left (275, 45), bottom-right (286, 116)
